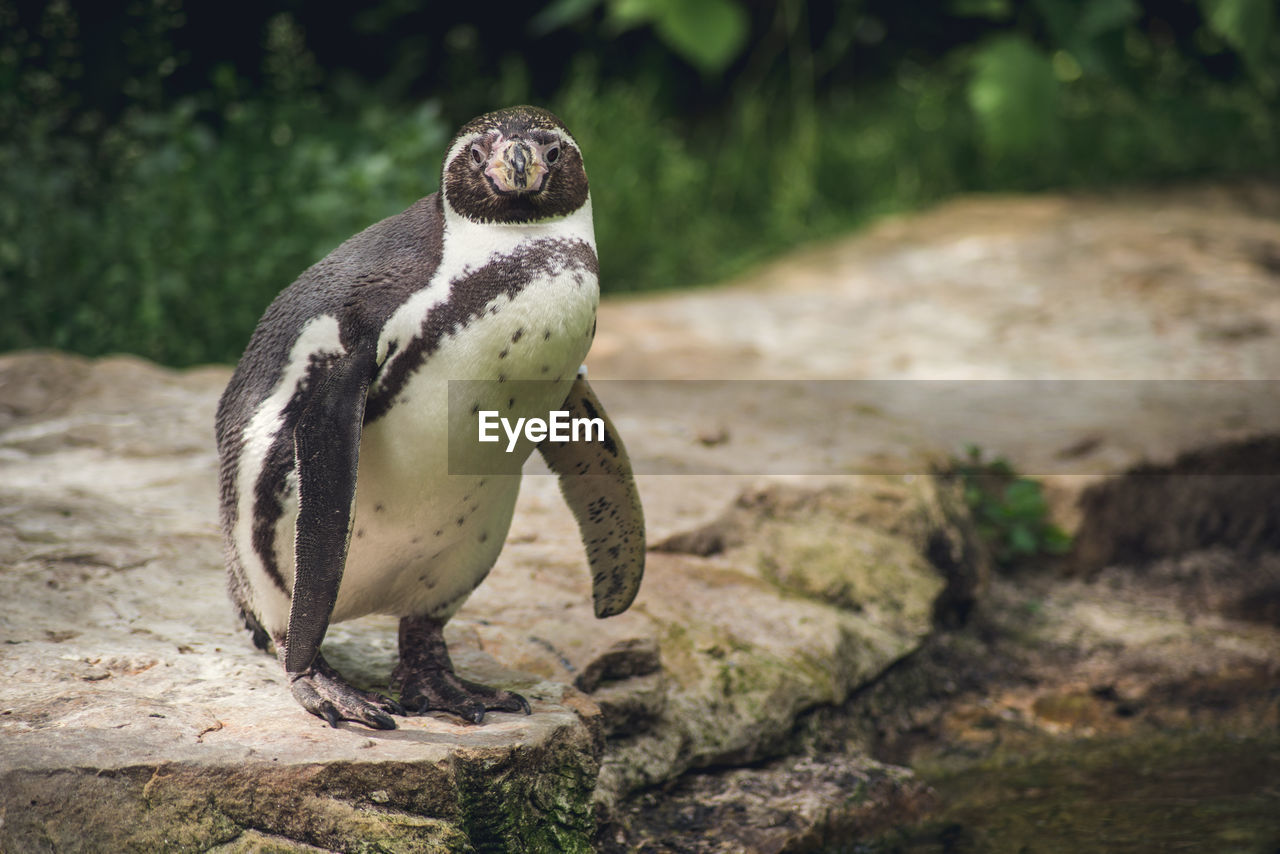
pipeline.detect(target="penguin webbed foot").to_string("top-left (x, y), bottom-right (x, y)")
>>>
top-left (396, 668), bottom-right (532, 724)
top-left (395, 614), bottom-right (531, 724)
top-left (289, 654), bottom-right (405, 730)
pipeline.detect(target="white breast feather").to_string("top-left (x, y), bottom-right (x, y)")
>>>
top-left (336, 201), bottom-right (599, 621)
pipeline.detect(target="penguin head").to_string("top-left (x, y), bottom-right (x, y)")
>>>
top-left (441, 106), bottom-right (590, 225)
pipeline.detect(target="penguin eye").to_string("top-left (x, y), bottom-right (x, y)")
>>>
top-left (469, 144), bottom-right (485, 165)
top-left (545, 145), bottom-right (560, 164)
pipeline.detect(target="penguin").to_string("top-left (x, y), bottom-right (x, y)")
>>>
top-left (214, 106), bottom-right (645, 730)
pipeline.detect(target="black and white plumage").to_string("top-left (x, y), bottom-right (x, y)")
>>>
top-left (214, 106), bottom-right (645, 729)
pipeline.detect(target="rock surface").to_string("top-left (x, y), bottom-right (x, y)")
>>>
top-left (591, 183), bottom-right (1280, 383)
top-left (3, 183), bottom-right (1279, 852)
top-left (0, 349), bottom-right (963, 851)
top-left (598, 754), bottom-right (934, 854)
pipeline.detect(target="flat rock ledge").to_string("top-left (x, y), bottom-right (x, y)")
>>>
top-left (0, 353), bottom-right (961, 852)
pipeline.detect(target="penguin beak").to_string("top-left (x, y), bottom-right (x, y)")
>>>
top-left (485, 139), bottom-right (547, 195)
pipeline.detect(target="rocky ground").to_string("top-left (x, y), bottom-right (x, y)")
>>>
top-left (2, 183), bottom-right (1278, 852)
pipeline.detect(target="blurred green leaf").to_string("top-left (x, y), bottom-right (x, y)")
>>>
top-left (1008, 524), bottom-right (1039, 555)
top-left (967, 34), bottom-right (1061, 158)
top-left (535, 0), bottom-right (749, 74)
top-left (660, 0), bottom-right (749, 73)
top-left (608, 0), bottom-right (659, 30)
top-left (1051, 50), bottom-right (1084, 82)
top-left (530, 0), bottom-right (602, 36)
top-left (1003, 479), bottom-right (1048, 517)
top-left (1199, 0), bottom-right (1276, 73)
top-left (608, 0), bottom-right (749, 73)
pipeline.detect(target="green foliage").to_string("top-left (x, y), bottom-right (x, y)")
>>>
top-left (968, 34), bottom-right (1062, 159)
top-left (0, 10), bottom-right (451, 365)
top-left (966, 0), bottom-right (1144, 162)
top-left (1200, 0), bottom-right (1277, 74)
top-left (951, 446), bottom-right (1072, 569)
top-left (962, 0), bottom-right (1274, 163)
top-left (536, 0), bottom-right (749, 74)
top-left (555, 68), bottom-right (819, 292)
top-left (2, 1), bottom-right (1279, 366)
top-left (1035, 0), bottom-right (1141, 75)
top-left (615, 0), bottom-right (749, 74)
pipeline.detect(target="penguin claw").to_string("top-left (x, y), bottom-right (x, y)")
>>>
top-left (363, 710), bottom-right (398, 731)
top-left (289, 654), bottom-right (402, 730)
top-left (398, 670), bottom-right (531, 724)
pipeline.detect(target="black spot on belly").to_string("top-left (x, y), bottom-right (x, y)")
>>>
top-left (499, 348), bottom-right (509, 359)
top-left (434, 529), bottom-right (443, 537)
top-left (543, 329), bottom-right (552, 340)
top-left (512, 328), bottom-right (524, 342)
top-left (471, 402), bottom-right (481, 414)
top-left (375, 503), bottom-right (385, 513)
top-left (456, 516), bottom-right (466, 526)
top-left (479, 532), bottom-right (489, 543)
top-left (540, 365), bottom-right (549, 374)
top-left (498, 373), bottom-right (507, 383)
top-left (508, 397), bottom-right (515, 409)
top-left (356, 528), bottom-right (365, 538)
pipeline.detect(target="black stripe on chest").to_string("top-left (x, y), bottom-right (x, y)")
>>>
top-left (365, 238), bottom-right (597, 423)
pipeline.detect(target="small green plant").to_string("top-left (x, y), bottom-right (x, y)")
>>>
top-left (952, 445), bottom-right (1072, 568)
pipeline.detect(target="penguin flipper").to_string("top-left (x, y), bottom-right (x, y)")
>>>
top-left (537, 375), bottom-right (645, 618)
top-left (285, 345), bottom-right (376, 675)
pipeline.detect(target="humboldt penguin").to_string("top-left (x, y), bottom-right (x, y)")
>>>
top-left (215, 106), bottom-right (645, 729)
